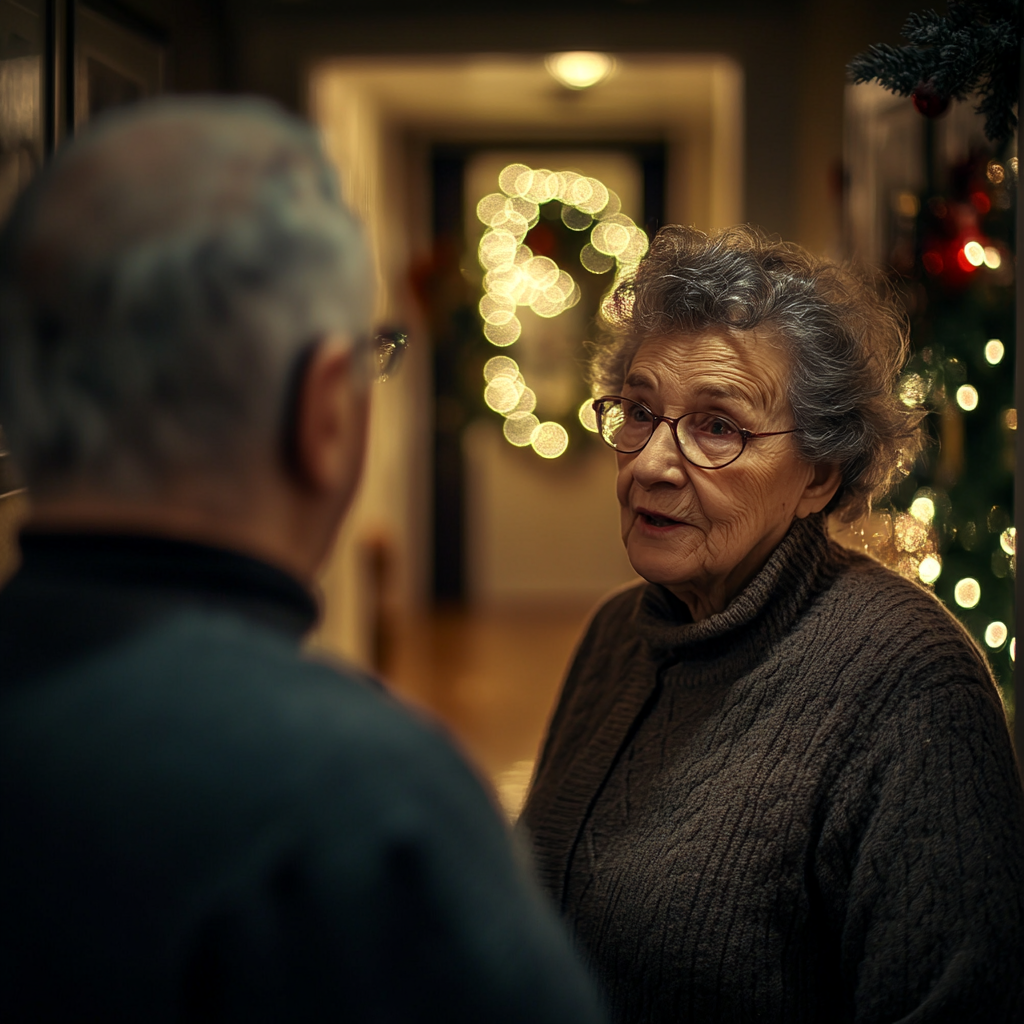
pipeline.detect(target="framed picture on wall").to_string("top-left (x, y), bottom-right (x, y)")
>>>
top-left (72, 1), bottom-right (164, 130)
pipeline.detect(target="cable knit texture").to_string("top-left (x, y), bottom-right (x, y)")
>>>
top-left (520, 514), bottom-right (1024, 1023)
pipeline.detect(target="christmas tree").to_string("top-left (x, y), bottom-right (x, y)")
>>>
top-left (849, 0), bottom-right (1019, 716)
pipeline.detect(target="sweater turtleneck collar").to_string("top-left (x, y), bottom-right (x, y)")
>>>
top-left (634, 513), bottom-right (839, 670)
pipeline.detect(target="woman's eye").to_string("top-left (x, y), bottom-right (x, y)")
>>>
top-left (694, 414), bottom-right (738, 436)
top-left (628, 404), bottom-right (653, 423)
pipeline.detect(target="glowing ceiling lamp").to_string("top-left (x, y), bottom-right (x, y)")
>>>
top-left (545, 51), bottom-right (615, 90)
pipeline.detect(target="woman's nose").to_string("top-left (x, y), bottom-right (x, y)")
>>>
top-left (631, 421), bottom-right (688, 486)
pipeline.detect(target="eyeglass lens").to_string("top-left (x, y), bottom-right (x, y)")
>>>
top-left (596, 398), bottom-right (744, 468)
top-left (374, 331), bottom-right (408, 382)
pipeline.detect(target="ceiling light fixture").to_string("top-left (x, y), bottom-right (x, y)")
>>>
top-left (545, 51), bottom-right (615, 90)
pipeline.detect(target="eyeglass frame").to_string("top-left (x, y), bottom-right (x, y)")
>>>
top-left (592, 395), bottom-right (797, 470)
top-left (280, 329), bottom-right (408, 476)
top-left (363, 329), bottom-right (408, 384)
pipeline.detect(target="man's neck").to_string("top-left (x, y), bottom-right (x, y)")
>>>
top-left (28, 489), bottom-right (327, 586)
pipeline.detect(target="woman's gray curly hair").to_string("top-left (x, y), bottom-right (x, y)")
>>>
top-left (592, 224), bottom-right (925, 521)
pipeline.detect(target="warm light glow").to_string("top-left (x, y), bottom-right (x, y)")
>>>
top-left (531, 421), bottom-right (569, 458)
top-left (962, 241), bottom-right (985, 267)
top-left (896, 192), bottom-right (920, 217)
top-left (479, 293), bottom-right (516, 326)
top-left (484, 355), bottom-right (520, 382)
top-left (987, 161), bottom-right (1005, 184)
top-left (954, 577), bottom-right (981, 608)
top-left (562, 205), bottom-right (593, 231)
top-left (985, 339), bottom-right (1005, 364)
top-left (578, 399), bottom-right (599, 432)
top-left (918, 555), bottom-right (942, 584)
top-left (899, 373), bottom-right (927, 407)
top-left (1011, 157), bottom-right (1019, 177)
top-left (503, 411), bottom-right (540, 447)
top-left (545, 51), bottom-right (615, 90)
top-left (580, 243), bottom-right (615, 274)
top-left (513, 386), bottom-right (537, 414)
top-left (484, 318), bottom-right (522, 347)
top-left (1011, 638), bottom-right (1016, 662)
top-left (984, 621), bottom-right (1008, 649)
top-left (956, 385), bottom-right (979, 411)
top-left (548, 51), bottom-right (610, 90)
top-left (983, 246), bottom-right (1001, 269)
top-left (477, 162), bottom-right (649, 454)
top-left (1000, 527), bottom-right (1016, 555)
top-left (485, 376), bottom-right (523, 414)
top-left (895, 513), bottom-right (927, 553)
top-left (1005, 408), bottom-right (1017, 430)
top-left (909, 496), bottom-right (935, 524)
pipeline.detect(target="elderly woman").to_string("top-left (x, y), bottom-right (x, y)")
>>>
top-left (520, 225), bottom-right (1024, 1023)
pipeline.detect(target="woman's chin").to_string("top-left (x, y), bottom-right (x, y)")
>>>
top-left (626, 537), bottom-right (694, 591)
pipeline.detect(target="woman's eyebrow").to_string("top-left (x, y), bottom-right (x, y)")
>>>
top-left (691, 382), bottom-right (747, 402)
top-left (624, 370), bottom-right (655, 389)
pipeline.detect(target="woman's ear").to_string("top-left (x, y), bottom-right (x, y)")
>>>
top-left (795, 462), bottom-right (843, 518)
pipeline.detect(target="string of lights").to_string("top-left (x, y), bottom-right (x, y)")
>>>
top-left (476, 162), bottom-right (648, 459)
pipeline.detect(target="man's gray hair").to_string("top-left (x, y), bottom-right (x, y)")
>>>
top-left (593, 224), bottom-right (925, 521)
top-left (0, 96), bottom-right (371, 496)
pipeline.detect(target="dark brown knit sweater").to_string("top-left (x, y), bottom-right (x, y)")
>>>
top-left (521, 514), bottom-right (1024, 1023)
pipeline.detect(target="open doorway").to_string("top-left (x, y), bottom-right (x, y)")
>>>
top-left (307, 53), bottom-right (743, 810)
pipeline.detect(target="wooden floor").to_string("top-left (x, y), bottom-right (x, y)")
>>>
top-left (381, 603), bottom-right (596, 818)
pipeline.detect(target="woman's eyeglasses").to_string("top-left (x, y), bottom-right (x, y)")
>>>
top-left (593, 396), bottom-right (796, 469)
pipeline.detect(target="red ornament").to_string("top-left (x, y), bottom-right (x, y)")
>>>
top-left (912, 80), bottom-right (950, 119)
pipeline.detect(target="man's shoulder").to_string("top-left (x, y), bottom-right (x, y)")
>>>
top-left (6, 607), bottom-right (486, 830)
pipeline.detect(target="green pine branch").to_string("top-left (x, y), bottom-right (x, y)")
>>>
top-left (848, 0), bottom-right (1020, 142)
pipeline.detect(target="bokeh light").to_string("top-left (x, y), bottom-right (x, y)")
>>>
top-left (953, 577), bottom-right (981, 608)
top-left (513, 387), bottom-right (537, 414)
top-left (503, 412), bottom-right (540, 447)
top-left (1005, 408), bottom-right (1017, 430)
top-left (956, 385), bottom-right (978, 411)
top-left (531, 421), bottom-right (570, 458)
top-left (580, 243), bottom-right (615, 274)
top-left (982, 246), bottom-right (1001, 269)
top-left (918, 555), bottom-right (942, 584)
top-left (477, 163), bottom-right (649, 455)
top-left (962, 241), bottom-right (985, 267)
top-left (485, 376), bottom-right (523, 414)
top-left (895, 512), bottom-right (928, 552)
top-left (484, 355), bottom-right (520, 382)
top-left (484, 318), bottom-right (522, 347)
top-left (984, 339), bottom-right (1004, 364)
top-left (1000, 527), bottom-right (1016, 555)
top-left (544, 51), bottom-right (615, 90)
top-left (578, 399), bottom-right (599, 432)
top-left (909, 496), bottom-right (935, 524)
top-left (899, 373), bottom-right (927, 407)
top-left (984, 621), bottom-right (1008, 649)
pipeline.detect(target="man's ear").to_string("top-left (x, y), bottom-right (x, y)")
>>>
top-left (795, 462), bottom-right (843, 519)
top-left (291, 336), bottom-right (369, 496)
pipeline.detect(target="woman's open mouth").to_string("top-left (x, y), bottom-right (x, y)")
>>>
top-left (637, 508), bottom-right (683, 528)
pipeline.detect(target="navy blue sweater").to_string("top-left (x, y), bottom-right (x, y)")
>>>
top-left (0, 532), bottom-right (604, 1023)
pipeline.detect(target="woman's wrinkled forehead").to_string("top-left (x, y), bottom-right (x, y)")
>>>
top-left (624, 329), bottom-right (794, 415)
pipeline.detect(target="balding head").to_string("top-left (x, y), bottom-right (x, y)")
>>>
top-left (0, 97), bottom-right (371, 498)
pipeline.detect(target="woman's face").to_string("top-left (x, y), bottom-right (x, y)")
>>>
top-left (615, 330), bottom-right (837, 620)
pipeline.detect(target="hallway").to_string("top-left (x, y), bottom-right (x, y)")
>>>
top-left (382, 602), bottom-right (600, 819)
